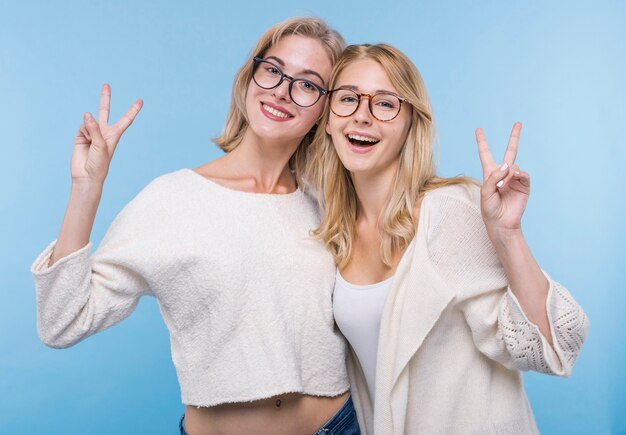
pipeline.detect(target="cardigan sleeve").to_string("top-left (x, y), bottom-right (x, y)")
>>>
top-left (497, 278), bottom-right (589, 375)
top-left (462, 272), bottom-right (589, 376)
top-left (30, 181), bottom-right (164, 349)
top-left (426, 185), bottom-right (589, 376)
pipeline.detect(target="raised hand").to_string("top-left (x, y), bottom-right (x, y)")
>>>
top-left (49, 85), bottom-right (143, 264)
top-left (71, 84), bottom-right (143, 184)
top-left (475, 122), bottom-right (531, 236)
top-left (475, 123), bottom-right (553, 343)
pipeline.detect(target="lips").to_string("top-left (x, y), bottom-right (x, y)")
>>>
top-left (260, 102), bottom-right (294, 121)
top-left (346, 132), bottom-right (380, 147)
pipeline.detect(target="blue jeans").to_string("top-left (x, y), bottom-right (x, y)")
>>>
top-left (313, 395), bottom-right (360, 435)
top-left (179, 395), bottom-right (360, 434)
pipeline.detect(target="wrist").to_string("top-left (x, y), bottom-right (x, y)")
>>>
top-left (487, 226), bottom-right (525, 251)
top-left (70, 180), bottom-right (104, 204)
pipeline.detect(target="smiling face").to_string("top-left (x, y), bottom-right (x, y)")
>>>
top-left (244, 35), bottom-right (332, 147)
top-left (326, 59), bottom-right (412, 178)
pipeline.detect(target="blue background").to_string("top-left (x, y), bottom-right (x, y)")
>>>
top-left (1, 1), bottom-right (624, 433)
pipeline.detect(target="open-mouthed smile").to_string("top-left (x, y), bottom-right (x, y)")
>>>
top-left (347, 132), bottom-right (380, 146)
top-left (344, 132), bottom-right (380, 154)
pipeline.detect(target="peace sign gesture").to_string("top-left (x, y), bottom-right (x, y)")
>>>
top-left (72, 84), bottom-right (143, 184)
top-left (475, 122), bottom-right (531, 236)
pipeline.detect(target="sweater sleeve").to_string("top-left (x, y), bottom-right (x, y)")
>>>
top-left (30, 182), bottom-right (161, 349)
top-left (426, 186), bottom-right (589, 376)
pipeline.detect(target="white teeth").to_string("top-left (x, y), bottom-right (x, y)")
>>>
top-left (262, 104), bottom-right (291, 118)
top-left (348, 134), bottom-right (379, 143)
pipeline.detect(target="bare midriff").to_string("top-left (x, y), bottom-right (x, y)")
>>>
top-left (184, 391), bottom-right (350, 435)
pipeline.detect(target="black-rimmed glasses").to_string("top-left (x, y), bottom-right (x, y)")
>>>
top-left (329, 88), bottom-right (411, 122)
top-left (252, 57), bottom-right (327, 108)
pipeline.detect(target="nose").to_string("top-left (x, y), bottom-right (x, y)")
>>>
top-left (271, 79), bottom-right (292, 103)
top-left (352, 97), bottom-right (372, 125)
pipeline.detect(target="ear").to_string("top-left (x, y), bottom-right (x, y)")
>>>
top-left (325, 121), bottom-right (330, 135)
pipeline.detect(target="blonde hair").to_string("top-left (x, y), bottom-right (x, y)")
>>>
top-left (305, 44), bottom-right (473, 267)
top-left (214, 17), bottom-right (345, 177)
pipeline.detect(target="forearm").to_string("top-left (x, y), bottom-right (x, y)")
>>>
top-left (488, 229), bottom-right (553, 347)
top-left (49, 181), bottom-right (103, 266)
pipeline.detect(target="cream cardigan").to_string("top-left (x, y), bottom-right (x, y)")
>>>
top-left (346, 184), bottom-right (589, 435)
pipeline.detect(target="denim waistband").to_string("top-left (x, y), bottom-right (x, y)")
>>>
top-left (179, 395), bottom-right (360, 435)
top-left (314, 395), bottom-right (360, 435)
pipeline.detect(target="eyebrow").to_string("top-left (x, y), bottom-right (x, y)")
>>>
top-left (264, 56), bottom-right (326, 85)
top-left (335, 85), bottom-right (398, 94)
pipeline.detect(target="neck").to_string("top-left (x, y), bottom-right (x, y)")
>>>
top-left (225, 130), bottom-right (302, 193)
top-left (350, 163), bottom-right (399, 227)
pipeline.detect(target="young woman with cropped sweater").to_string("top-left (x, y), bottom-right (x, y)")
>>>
top-left (32, 17), bottom-right (361, 435)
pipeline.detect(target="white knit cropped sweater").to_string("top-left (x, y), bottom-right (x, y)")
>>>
top-left (31, 169), bottom-right (349, 407)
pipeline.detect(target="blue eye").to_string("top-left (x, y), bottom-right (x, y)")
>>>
top-left (293, 80), bottom-right (318, 94)
top-left (300, 81), bottom-right (315, 90)
top-left (373, 96), bottom-right (399, 111)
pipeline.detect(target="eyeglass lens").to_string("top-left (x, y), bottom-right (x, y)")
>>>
top-left (253, 59), bottom-right (323, 107)
top-left (330, 89), bottom-right (402, 121)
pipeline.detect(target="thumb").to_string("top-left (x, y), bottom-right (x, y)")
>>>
top-left (482, 162), bottom-right (510, 199)
top-left (83, 112), bottom-right (107, 153)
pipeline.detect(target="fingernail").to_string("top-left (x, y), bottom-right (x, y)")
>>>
top-left (500, 163), bottom-right (508, 171)
top-left (84, 112), bottom-right (92, 122)
top-left (496, 180), bottom-right (504, 188)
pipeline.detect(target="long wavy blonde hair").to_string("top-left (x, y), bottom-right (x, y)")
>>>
top-left (304, 44), bottom-right (472, 267)
top-left (214, 17), bottom-right (345, 178)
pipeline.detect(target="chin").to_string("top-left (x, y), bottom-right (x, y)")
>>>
top-left (339, 160), bottom-right (371, 175)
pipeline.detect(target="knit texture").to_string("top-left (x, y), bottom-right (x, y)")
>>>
top-left (345, 183), bottom-right (589, 435)
top-left (32, 169), bottom-right (349, 406)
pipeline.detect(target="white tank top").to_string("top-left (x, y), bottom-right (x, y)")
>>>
top-left (333, 271), bottom-right (394, 406)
